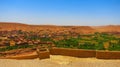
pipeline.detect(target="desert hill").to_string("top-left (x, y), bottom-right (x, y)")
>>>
top-left (0, 22), bottom-right (95, 34)
top-left (92, 25), bottom-right (120, 33)
top-left (0, 22), bottom-right (120, 34)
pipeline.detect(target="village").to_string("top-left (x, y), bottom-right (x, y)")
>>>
top-left (0, 29), bottom-right (119, 60)
top-left (0, 29), bottom-right (80, 48)
top-left (0, 29), bottom-right (119, 50)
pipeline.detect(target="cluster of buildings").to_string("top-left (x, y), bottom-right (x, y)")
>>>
top-left (0, 30), bottom-right (54, 48)
top-left (0, 29), bottom-right (81, 48)
top-left (0, 29), bottom-right (91, 48)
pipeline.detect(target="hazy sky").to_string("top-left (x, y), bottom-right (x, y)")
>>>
top-left (0, 0), bottom-right (120, 26)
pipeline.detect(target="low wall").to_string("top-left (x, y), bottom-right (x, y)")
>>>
top-left (0, 54), bottom-right (38, 59)
top-left (49, 48), bottom-right (96, 58)
top-left (1, 48), bottom-right (120, 59)
top-left (38, 51), bottom-right (50, 59)
top-left (96, 51), bottom-right (120, 59)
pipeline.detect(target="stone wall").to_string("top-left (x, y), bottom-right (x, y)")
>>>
top-left (96, 51), bottom-right (120, 59)
top-left (49, 48), bottom-right (96, 58)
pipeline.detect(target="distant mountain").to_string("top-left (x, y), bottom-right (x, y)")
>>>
top-left (0, 22), bottom-right (120, 34)
top-left (92, 25), bottom-right (120, 33)
top-left (0, 22), bottom-right (30, 31)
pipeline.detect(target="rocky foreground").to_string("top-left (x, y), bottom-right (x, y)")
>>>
top-left (0, 55), bottom-right (120, 67)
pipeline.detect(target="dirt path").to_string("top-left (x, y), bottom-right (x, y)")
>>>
top-left (0, 55), bottom-right (120, 67)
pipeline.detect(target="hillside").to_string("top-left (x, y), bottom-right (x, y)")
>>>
top-left (0, 22), bottom-right (95, 34)
top-left (0, 22), bottom-right (120, 34)
top-left (92, 25), bottom-right (120, 33)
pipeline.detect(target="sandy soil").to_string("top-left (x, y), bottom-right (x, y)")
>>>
top-left (0, 55), bottom-right (120, 67)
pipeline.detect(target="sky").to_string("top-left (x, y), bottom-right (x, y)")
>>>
top-left (0, 0), bottom-right (120, 26)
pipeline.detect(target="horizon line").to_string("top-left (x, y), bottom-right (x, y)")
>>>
top-left (0, 21), bottom-right (120, 27)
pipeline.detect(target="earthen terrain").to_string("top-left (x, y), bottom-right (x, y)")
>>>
top-left (0, 22), bottom-right (120, 34)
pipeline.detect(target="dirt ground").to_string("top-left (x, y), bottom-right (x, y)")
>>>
top-left (0, 55), bottom-right (120, 67)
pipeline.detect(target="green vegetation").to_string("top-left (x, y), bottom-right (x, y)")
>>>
top-left (54, 38), bottom-right (79, 48)
top-left (0, 32), bottom-right (120, 52)
top-left (108, 43), bottom-right (120, 51)
top-left (0, 45), bottom-right (35, 52)
top-left (53, 33), bottom-right (120, 51)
